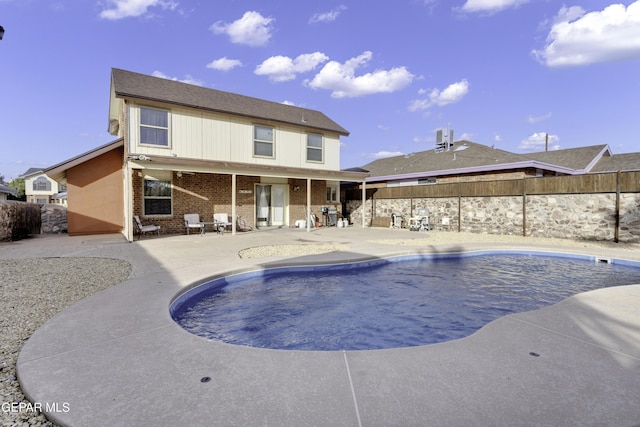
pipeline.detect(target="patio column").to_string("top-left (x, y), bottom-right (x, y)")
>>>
top-left (307, 178), bottom-right (311, 232)
top-left (124, 160), bottom-right (133, 242)
top-left (231, 173), bottom-right (237, 236)
top-left (361, 180), bottom-right (366, 228)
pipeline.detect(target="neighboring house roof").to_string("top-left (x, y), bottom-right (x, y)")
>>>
top-left (110, 68), bottom-right (349, 136)
top-left (525, 144), bottom-right (610, 172)
top-left (361, 141), bottom-right (584, 183)
top-left (45, 138), bottom-right (125, 184)
top-left (20, 167), bottom-right (44, 178)
top-left (590, 152), bottom-right (640, 173)
top-left (0, 183), bottom-right (17, 196)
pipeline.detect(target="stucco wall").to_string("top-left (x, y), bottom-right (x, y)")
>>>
top-left (67, 147), bottom-right (124, 236)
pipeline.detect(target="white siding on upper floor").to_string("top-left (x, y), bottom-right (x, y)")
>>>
top-left (127, 103), bottom-right (342, 171)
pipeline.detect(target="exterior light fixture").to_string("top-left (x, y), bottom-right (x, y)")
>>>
top-left (0, 26), bottom-right (5, 40)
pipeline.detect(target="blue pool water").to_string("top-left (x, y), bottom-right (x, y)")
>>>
top-left (171, 252), bottom-right (640, 351)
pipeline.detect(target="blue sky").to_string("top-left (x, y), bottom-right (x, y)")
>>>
top-left (1, 0), bottom-right (639, 181)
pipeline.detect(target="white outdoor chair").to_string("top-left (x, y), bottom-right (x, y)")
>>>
top-left (184, 213), bottom-right (205, 235)
top-left (133, 215), bottom-right (160, 240)
top-left (213, 213), bottom-right (232, 233)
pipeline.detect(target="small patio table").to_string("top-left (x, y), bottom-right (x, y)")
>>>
top-left (200, 221), bottom-right (224, 234)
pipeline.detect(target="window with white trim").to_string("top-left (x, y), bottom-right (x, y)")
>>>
top-left (33, 176), bottom-right (51, 192)
top-left (140, 107), bottom-right (169, 147)
top-left (307, 133), bottom-right (323, 162)
top-left (326, 184), bottom-right (338, 203)
top-left (254, 125), bottom-right (274, 157)
top-left (143, 171), bottom-right (172, 216)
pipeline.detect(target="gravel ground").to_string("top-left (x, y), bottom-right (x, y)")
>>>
top-left (0, 258), bottom-right (132, 427)
top-left (239, 242), bottom-right (349, 258)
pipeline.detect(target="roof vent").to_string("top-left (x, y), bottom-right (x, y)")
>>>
top-left (435, 127), bottom-right (454, 153)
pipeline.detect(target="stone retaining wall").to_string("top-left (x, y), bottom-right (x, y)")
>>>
top-left (345, 192), bottom-right (640, 243)
top-left (41, 203), bottom-right (68, 234)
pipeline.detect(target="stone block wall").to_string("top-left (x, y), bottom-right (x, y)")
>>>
top-left (41, 203), bottom-right (68, 234)
top-left (526, 194), bottom-right (616, 241)
top-left (346, 192), bottom-right (640, 243)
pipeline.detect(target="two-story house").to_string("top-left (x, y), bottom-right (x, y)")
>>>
top-left (45, 68), bottom-right (368, 240)
top-left (21, 168), bottom-right (66, 206)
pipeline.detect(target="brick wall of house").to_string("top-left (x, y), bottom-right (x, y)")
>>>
top-left (133, 171), bottom-right (335, 234)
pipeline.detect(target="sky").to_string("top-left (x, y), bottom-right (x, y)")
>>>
top-left (1, 0), bottom-right (639, 181)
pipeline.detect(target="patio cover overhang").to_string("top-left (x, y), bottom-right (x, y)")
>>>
top-left (123, 154), bottom-right (370, 241)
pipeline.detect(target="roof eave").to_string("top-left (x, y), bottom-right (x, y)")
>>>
top-left (127, 154), bottom-right (369, 182)
top-left (366, 161), bottom-right (579, 183)
top-left (114, 92), bottom-right (350, 137)
top-left (45, 138), bottom-right (125, 183)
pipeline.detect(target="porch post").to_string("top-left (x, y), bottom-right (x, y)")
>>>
top-left (231, 173), bottom-right (237, 236)
top-left (124, 161), bottom-right (133, 242)
top-left (361, 180), bottom-right (366, 228)
top-left (307, 178), bottom-right (312, 232)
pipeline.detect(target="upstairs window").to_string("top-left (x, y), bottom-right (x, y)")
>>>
top-left (254, 125), bottom-right (274, 157)
top-left (140, 107), bottom-right (169, 147)
top-left (307, 134), bottom-right (323, 163)
top-left (33, 176), bottom-right (51, 192)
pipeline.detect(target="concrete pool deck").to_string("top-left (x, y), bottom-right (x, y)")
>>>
top-left (11, 227), bottom-right (640, 426)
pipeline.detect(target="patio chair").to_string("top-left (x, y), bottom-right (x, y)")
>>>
top-left (213, 213), bottom-right (232, 233)
top-left (133, 215), bottom-right (160, 240)
top-left (184, 213), bottom-right (205, 235)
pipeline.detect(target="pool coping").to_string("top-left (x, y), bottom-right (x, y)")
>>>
top-left (14, 229), bottom-right (640, 426)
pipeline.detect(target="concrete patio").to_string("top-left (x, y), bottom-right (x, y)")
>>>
top-left (9, 227), bottom-right (640, 426)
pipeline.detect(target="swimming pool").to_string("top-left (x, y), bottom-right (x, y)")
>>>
top-left (170, 251), bottom-right (640, 351)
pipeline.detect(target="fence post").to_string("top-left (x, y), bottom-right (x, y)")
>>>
top-left (522, 177), bottom-right (527, 237)
top-left (457, 182), bottom-right (461, 232)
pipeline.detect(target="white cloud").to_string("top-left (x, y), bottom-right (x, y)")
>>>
top-left (532, 2), bottom-right (640, 67)
top-left (458, 0), bottom-right (528, 14)
top-left (152, 71), bottom-right (204, 86)
top-left (305, 51), bottom-right (414, 98)
top-left (206, 57), bottom-right (243, 71)
top-left (210, 11), bottom-right (274, 46)
top-left (99, 0), bottom-right (178, 20)
top-left (367, 151), bottom-right (404, 159)
top-left (408, 79), bottom-right (469, 111)
top-left (309, 5), bottom-right (347, 23)
top-left (519, 132), bottom-right (560, 151)
top-left (527, 112), bottom-right (552, 123)
top-left (255, 52), bottom-right (329, 82)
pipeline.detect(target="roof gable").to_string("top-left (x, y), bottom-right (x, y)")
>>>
top-left (525, 145), bottom-right (609, 172)
top-left (110, 68), bottom-right (349, 136)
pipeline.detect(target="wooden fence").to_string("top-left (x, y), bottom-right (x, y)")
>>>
top-left (348, 171), bottom-right (640, 200)
top-left (343, 171), bottom-right (640, 242)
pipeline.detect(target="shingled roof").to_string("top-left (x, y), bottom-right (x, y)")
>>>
top-left (525, 145), bottom-right (610, 171)
top-left (590, 152), bottom-right (640, 173)
top-left (111, 68), bottom-right (349, 136)
top-left (360, 141), bottom-right (619, 183)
